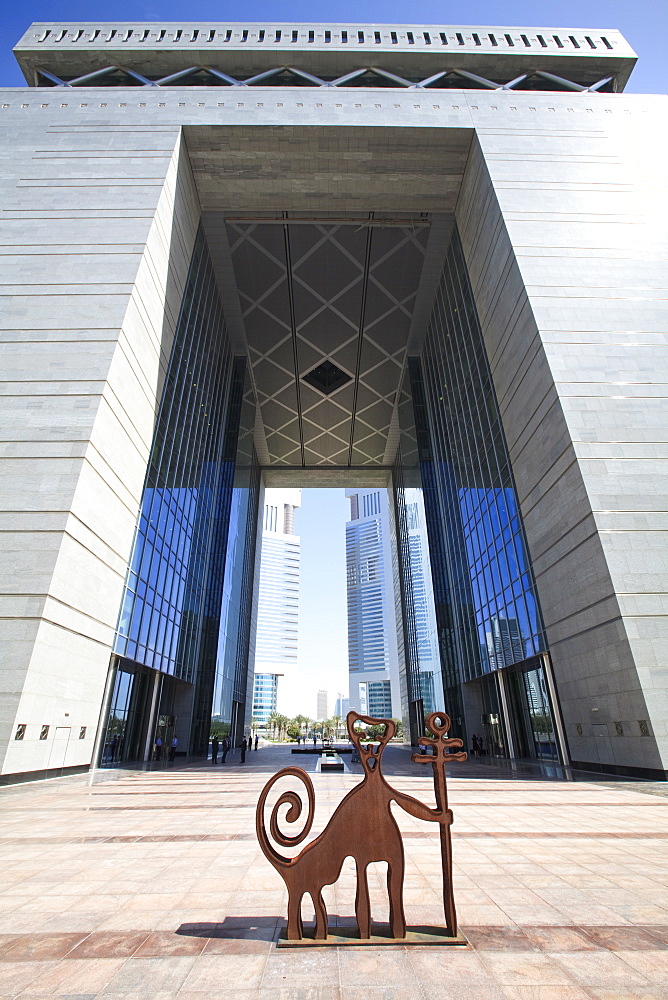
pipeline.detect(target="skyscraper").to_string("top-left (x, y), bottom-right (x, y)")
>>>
top-left (334, 694), bottom-right (350, 719)
top-left (345, 489), bottom-right (400, 720)
top-left (317, 690), bottom-right (329, 720)
top-left (252, 489), bottom-right (301, 724)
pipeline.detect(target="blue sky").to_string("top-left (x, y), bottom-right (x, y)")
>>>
top-left (295, 490), bottom-right (349, 718)
top-left (1, 1), bottom-right (666, 91)
top-left (2, 1), bottom-right (665, 717)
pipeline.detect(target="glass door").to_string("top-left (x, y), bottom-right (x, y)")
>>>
top-left (506, 660), bottom-right (559, 761)
top-left (103, 667), bottom-right (134, 764)
top-left (522, 666), bottom-right (559, 760)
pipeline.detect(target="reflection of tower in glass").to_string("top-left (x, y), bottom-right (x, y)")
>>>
top-left (404, 490), bottom-right (440, 715)
top-left (345, 489), bottom-right (399, 719)
top-left (487, 616), bottom-right (524, 671)
top-left (251, 489), bottom-right (301, 724)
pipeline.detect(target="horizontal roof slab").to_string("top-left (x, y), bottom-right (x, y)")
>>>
top-left (14, 22), bottom-right (636, 91)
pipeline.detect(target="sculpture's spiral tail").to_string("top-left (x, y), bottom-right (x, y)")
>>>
top-left (255, 766), bottom-right (315, 869)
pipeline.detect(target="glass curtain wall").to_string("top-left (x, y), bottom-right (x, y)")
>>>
top-left (107, 226), bottom-right (247, 759)
top-left (210, 364), bottom-right (261, 746)
top-left (394, 367), bottom-right (461, 744)
top-left (100, 662), bottom-right (152, 765)
top-left (395, 227), bottom-right (557, 758)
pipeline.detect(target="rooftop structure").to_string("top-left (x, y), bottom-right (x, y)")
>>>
top-left (14, 22), bottom-right (636, 93)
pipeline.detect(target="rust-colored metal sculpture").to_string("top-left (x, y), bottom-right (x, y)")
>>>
top-left (256, 710), bottom-right (466, 941)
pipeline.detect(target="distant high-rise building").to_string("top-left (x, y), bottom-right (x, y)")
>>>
top-left (334, 694), bottom-right (350, 718)
top-left (317, 689), bottom-right (329, 720)
top-left (251, 489), bottom-right (301, 724)
top-left (345, 489), bottom-right (400, 720)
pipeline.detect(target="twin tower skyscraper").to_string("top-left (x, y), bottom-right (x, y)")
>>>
top-left (252, 486), bottom-right (439, 726)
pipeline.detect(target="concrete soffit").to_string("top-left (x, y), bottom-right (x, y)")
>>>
top-left (199, 206), bottom-right (270, 464)
top-left (188, 126), bottom-right (471, 472)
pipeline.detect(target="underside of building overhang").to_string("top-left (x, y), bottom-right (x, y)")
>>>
top-left (188, 124), bottom-right (467, 470)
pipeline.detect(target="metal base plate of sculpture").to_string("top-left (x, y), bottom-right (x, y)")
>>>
top-left (256, 710), bottom-right (467, 946)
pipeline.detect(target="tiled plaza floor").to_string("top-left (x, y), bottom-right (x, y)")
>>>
top-left (1, 743), bottom-right (667, 999)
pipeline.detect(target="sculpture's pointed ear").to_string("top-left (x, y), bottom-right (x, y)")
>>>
top-left (383, 718), bottom-right (396, 743)
top-left (347, 710), bottom-right (364, 750)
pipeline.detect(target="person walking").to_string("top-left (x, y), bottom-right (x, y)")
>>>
top-left (254, 733), bottom-right (259, 751)
top-left (169, 735), bottom-right (178, 762)
top-left (154, 736), bottom-right (163, 761)
top-left (240, 737), bottom-right (246, 764)
top-left (221, 737), bottom-right (229, 764)
top-left (211, 735), bottom-right (219, 764)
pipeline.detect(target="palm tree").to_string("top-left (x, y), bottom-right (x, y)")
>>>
top-left (267, 712), bottom-right (279, 741)
top-left (294, 714), bottom-right (309, 740)
top-left (331, 714), bottom-right (342, 739)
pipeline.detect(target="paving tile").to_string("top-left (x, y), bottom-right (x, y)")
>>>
top-left (265, 949), bottom-right (340, 985)
top-left (2, 933), bottom-right (88, 962)
top-left (0, 961), bottom-right (58, 995)
top-left (548, 951), bottom-right (651, 989)
top-left (180, 953), bottom-right (267, 991)
top-left (586, 991), bottom-right (668, 1000)
top-left (499, 988), bottom-right (591, 999)
top-left (203, 936), bottom-right (272, 954)
top-left (522, 927), bottom-right (599, 953)
top-left (408, 983), bottom-right (507, 1000)
top-left (343, 948), bottom-right (426, 987)
top-left (643, 925), bottom-right (668, 946)
top-left (99, 956), bottom-right (196, 993)
top-left (462, 926), bottom-right (535, 951)
top-left (581, 925), bottom-right (666, 951)
top-left (259, 991), bottom-right (340, 1000)
top-left (22, 958), bottom-right (127, 995)
top-left (0, 936), bottom-right (23, 958)
top-left (408, 949), bottom-right (495, 983)
top-left (39, 914), bottom-right (110, 934)
top-left (613, 949), bottom-right (668, 982)
top-left (66, 931), bottom-right (150, 959)
top-left (479, 953), bottom-right (575, 986)
top-left (178, 993), bottom-right (260, 1000)
top-left (89, 993), bottom-right (177, 1000)
top-left (338, 989), bottom-right (421, 1000)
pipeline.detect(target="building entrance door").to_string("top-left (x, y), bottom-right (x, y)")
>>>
top-left (506, 660), bottom-right (559, 761)
top-left (48, 727), bottom-right (71, 769)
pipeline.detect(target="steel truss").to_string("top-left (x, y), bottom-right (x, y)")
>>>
top-left (36, 63), bottom-right (616, 93)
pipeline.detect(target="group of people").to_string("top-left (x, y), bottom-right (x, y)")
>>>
top-left (210, 733), bottom-right (259, 764)
top-left (153, 735), bottom-right (179, 761)
top-left (470, 733), bottom-right (486, 757)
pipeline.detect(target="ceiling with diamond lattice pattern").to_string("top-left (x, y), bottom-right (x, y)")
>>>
top-left (226, 217), bottom-right (429, 466)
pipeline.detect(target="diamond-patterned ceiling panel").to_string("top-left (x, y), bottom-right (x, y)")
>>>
top-left (227, 216), bottom-right (427, 466)
top-left (303, 361), bottom-right (352, 395)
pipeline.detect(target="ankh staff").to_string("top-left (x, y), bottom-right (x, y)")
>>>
top-left (411, 712), bottom-right (467, 937)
